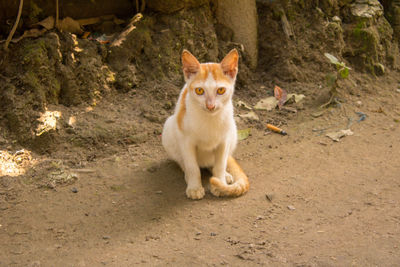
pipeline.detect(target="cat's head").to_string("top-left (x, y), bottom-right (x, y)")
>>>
top-left (181, 49), bottom-right (239, 113)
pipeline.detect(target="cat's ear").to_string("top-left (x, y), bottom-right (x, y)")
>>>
top-left (182, 50), bottom-right (200, 80)
top-left (221, 49), bottom-right (239, 79)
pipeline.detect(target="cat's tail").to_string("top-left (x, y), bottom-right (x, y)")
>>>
top-left (209, 156), bottom-right (249, 197)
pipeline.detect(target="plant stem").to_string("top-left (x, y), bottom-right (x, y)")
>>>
top-left (4, 0), bottom-right (24, 51)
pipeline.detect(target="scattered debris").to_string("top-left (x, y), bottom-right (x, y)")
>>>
top-left (36, 110), bottom-right (62, 136)
top-left (35, 16), bottom-right (55, 30)
top-left (88, 32), bottom-right (113, 44)
top-left (70, 168), bottom-right (95, 173)
top-left (356, 112), bottom-right (367, 122)
top-left (281, 12), bottom-right (294, 39)
top-left (236, 100), bottom-right (252, 110)
top-left (46, 170), bottom-right (78, 187)
top-left (266, 124), bottom-right (287, 136)
top-left (254, 97), bottom-right (278, 111)
top-left (286, 93), bottom-right (305, 104)
top-left (280, 106), bottom-right (297, 113)
top-left (311, 110), bottom-right (327, 118)
top-left (287, 205), bottom-right (296, 210)
top-left (0, 149), bottom-right (35, 176)
top-left (238, 111), bottom-right (259, 121)
top-left (326, 129), bottom-right (354, 142)
top-left (265, 193), bottom-right (274, 202)
top-left (111, 13), bottom-right (143, 47)
top-left (237, 128), bottom-right (251, 141)
top-left (59, 17), bottom-right (83, 35)
top-left (68, 116), bottom-right (77, 127)
top-left (373, 107), bottom-right (386, 114)
top-left (254, 86), bottom-right (305, 111)
top-left (274, 85), bottom-right (287, 109)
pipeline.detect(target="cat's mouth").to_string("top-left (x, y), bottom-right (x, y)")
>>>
top-left (204, 107), bottom-right (219, 114)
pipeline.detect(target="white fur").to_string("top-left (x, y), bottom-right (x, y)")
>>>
top-left (162, 72), bottom-right (238, 199)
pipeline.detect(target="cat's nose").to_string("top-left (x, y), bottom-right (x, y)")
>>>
top-left (206, 104), bottom-right (215, 111)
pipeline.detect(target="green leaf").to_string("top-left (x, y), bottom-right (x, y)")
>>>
top-left (324, 53), bottom-right (339, 65)
top-left (339, 67), bottom-right (349, 79)
top-left (326, 73), bottom-right (337, 88)
top-left (237, 128), bottom-right (251, 141)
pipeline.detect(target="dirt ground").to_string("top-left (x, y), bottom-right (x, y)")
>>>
top-left (1, 2), bottom-right (400, 265)
top-left (1, 71), bottom-right (400, 266)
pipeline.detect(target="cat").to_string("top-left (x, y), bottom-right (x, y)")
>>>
top-left (162, 49), bottom-right (249, 199)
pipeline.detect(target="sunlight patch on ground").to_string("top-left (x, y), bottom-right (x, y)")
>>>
top-left (36, 110), bottom-right (62, 136)
top-left (0, 149), bottom-right (36, 177)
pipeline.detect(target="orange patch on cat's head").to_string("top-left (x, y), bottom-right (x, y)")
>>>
top-left (182, 49), bottom-right (239, 86)
top-left (188, 64), bottom-right (232, 91)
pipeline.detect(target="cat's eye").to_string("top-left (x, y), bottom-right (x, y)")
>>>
top-left (195, 87), bottom-right (204, 95)
top-left (217, 87), bottom-right (226, 95)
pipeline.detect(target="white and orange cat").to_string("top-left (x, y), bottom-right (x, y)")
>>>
top-left (162, 49), bottom-right (249, 199)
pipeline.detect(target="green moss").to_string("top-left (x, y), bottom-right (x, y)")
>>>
top-left (28, 0), bottom-right (44, 24)
top-left (22, 40), bottom-right (48, 67)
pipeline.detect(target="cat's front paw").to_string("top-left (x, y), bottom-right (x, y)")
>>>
top-left (186, 186), bottom-right (205, 200)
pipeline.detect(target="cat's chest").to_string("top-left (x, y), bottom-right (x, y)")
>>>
top-left (189, 113), bottom-right (232, 150)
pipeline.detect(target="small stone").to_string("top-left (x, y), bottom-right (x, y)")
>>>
top-left (355, 100), bottom-right (362, 107)
top-left (71, 187), bottom-right (78, 193)
top-left (287, 205), bottom-right (296, 210)
top-left (374, 63), bottom-right (385, 76)
top-left (210, 232), bottom-right (217, 236)
top-left (396, 89), bottom-right (400, 93)
top-left (265, 193), bottom-right (274, 202)
top-left (332, 16), bottom-right (341, 23)
top-left (147, 166), bottom-right (158, 173)
top-left (103, 235), bottom-right (111, 240)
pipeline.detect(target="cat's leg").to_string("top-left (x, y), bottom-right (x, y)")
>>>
top-left (225, 172), bottom-right (234, 184)
top-left (212, 142), bottom-right (230, 184)
top-left (181, 142), bottom-right (205, 199)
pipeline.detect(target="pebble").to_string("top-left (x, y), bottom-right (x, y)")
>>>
top-left (210, 232), bottom-right (217, 236)
top-left (71, 187), bottom-right (78, 193)
top-left (287, 205), bottom-right (296, 210)
top-left (265, 193), bottom-right (274, 202)
top-left (355, 100), bottom-right (362, 107)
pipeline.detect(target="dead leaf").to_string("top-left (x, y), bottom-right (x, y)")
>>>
top-left (238, 111), bottom-right (259, 121)
top-left (254, 97), bottom-right (278, 111)
top-left (237, 128), bottom-right (251, 141)
top-left (236, 100), bottom-right (252, 110)
top-left (59, 17), bottom-right (83, 34)
top-left (274, 85), bottom-right (287, 109)
top-left (326, 129), bottom-right (353, 142)
top-left (286, 93), bottom-right (305, 104)
top-left (35, 16), bottom-right (55, 30)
